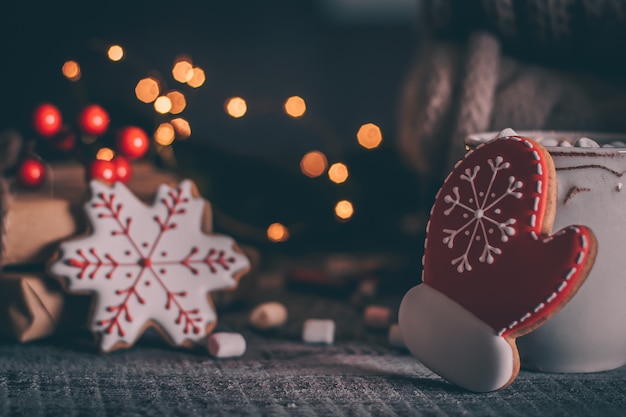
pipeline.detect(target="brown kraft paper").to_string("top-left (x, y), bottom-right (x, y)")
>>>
top-left (0, 271), bottom-right (90, 342)
top-left (1, 195), bottom-right (80, 267)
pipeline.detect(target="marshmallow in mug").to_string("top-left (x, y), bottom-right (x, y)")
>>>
top-left (533, 135), bottom-right (626, 149)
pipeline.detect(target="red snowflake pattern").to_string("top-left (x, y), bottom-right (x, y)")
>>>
top-left (51, 180), bottom-right (250, 352)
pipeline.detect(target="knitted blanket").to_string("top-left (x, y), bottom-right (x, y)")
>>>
top-left (398, 0), bottom-right (626, 200)
top-left (2, 288), bottom-right (626, 416)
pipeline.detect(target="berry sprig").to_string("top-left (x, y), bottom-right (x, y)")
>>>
top-left (19, 102), bottom-right (151, 189)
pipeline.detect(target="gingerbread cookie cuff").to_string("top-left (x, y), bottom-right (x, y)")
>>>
top-left (399, 283), bottom-right (514, 392)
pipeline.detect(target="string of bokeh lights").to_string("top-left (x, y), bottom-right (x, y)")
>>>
top-left (60, 43), bottom-right (384, 244)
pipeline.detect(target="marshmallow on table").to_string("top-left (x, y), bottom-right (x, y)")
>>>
top-left (356, 278), bottom-right (378, 298)
top-left (207, 332), bottom-right (246, 358)
top-left (349, 278), bottom-right (379, 306)
top-left (302, 319), bottom-right (335, 344)
top-left (363, 305), bottom-right (394, 330)
top-left (249, 301), bottom-right (288, 330)
top-left (388, 323), bottom-right (405, 349)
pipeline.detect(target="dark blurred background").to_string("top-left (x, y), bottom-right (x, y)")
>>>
top-left (0, 0), bottom-right (424, 255)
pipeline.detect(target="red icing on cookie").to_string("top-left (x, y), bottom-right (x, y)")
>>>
top-left (424, 136), bottom-right (595, 337)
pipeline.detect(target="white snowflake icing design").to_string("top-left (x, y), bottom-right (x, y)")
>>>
top-left (51, 180), bottom-right (250, 352)
top-left (442, 156), bottom-right (523, 273)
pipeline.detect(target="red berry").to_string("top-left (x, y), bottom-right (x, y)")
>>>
top-left (33, 103), bottom-right (62, 137)
top-left (78, 104), bottom-right (110, 136)
top-left (113, 155), bottom-right (132, 183)
top-left (17, 158), bottom-right (46, 188)
top-left (88, 159), bottom-right (117, 183)
top-left (116, 126), bottom-right (149, 159)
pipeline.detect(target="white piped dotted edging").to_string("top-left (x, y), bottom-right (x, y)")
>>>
top-left (526, 135), bottom-right (545, 241)
top-left (496, 225), bottom-right (589, 336)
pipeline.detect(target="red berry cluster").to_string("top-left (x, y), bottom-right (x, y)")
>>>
top-left (23, 102), bottom-right (150, 188)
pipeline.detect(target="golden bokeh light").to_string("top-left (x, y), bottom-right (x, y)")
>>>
top-left (135, 77), bottom-right (160, 103)
top-left (96, 147), bottom-right (115, 161)
top-left (107, 45), bottom-right (124, 62)
top-left (187, 67), bottom-right (206, 88)
top-left (172, 58), bottom-right (194, 83)
top-left (357, 123), bottom-right (383, 149)
top-left (267, 223), bottom-right (290, 243)
top-left (154, 96), bottom-right (172, 114)
top-left (170, 118), bottom-right (191, 139)
top-left (154, 123), bottom-right (176, 146)
top-left (328, 162), bottom-right (349, 184)
top-left (166, 91), bottom-right (186, 114)
top-left (300, 151), bottom-right (328, 178)
top-left (62, 60), bottom-right (81, 81)
top-left (284, 96), bottom-right (306, 118)
top-left (225, 97), bottom-right (247, 118)
top-left (335, 200), bottom-right (354, 221)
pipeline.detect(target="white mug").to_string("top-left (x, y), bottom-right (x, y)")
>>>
top-left (466, 130), bottom-right (626, 373)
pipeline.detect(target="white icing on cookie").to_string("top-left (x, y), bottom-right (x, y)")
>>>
top-left (441, 155), bottom-right (522, 272)
top-left (398, 283), bottom-right (514, 392)
top-left (51, 180), bottom-right (250, 352)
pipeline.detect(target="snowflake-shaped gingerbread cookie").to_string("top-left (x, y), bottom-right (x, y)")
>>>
top-left (50, 179), bottom-right (250, 352)
top-left (399, 135), bottom-right (597, 392)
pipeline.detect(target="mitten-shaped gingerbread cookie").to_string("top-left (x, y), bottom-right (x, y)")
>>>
top-left (399, 135), bottom-right (597, 392)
